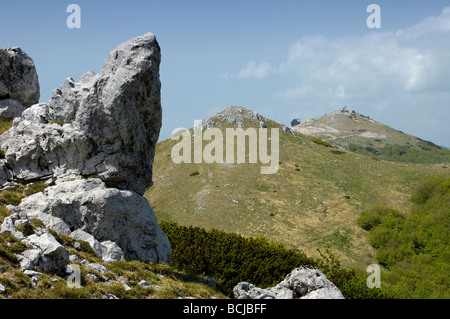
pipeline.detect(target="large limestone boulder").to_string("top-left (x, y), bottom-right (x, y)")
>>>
top-left (233, 267), bottom-right (345, 299)
top-left (0, 46), bottom-right (40, 108)
top-left (14, 178), bottom-right (171, 263)
top-left (0, 33), bottom-right (171, 268)
top-left (0, 33), bottom-right (162, 195)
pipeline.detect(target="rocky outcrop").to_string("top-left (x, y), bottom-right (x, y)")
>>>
top-left (233, 267), bottom-right (345, 299)
top-left (0, 33), bottom-right (162, 195)
top-left (0, 33), bottom-right (171, 272)
top-left (291, 118), bottom-right (301, 127)
top-left (12, 178), bottom-right (171, 262)
top-left (201, 106), bottom-right (264, 130)
top-left (0, 46), bottom-right (40, 108)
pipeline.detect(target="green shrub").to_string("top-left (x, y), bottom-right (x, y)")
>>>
top-left (411, 177), bottom-right (444, 204)
top-left (189, 171), bottom-right (200, 176)
top-left (311, 137), bottom-right (332, 148)
top-left (357, 177), bottom-right (450, 298)
top-left (330, 149), bottom-right (346, 155)
top-left (256, 185), bottom-right (269, 192)
top-left (357, 206), bottom-right (403, 231)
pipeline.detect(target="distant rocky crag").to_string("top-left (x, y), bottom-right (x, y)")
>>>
top-left (0, 33), bottom-right (171, 276)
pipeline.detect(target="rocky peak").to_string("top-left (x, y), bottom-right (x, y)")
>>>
top-left (0, 32), bottom-right (162, 195)
top-left (201, 105), bottom-right (266, 129)
top-left (0, 33), bottom-right (171, 268)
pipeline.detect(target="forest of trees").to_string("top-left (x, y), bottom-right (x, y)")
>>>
top-left (357, 177), bottom-right (450, 298)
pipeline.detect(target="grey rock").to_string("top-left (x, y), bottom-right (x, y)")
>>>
top-left (0, 160), bottom-right (14, 189)
top-left (0, 46), bottom-right (40, 107)
top-left (21, 103), bottom-right (50, 123)
top-left (233, 282), bottom-right (275, 299)
top-left (87, 273), bottom-right (99, 282)
top-left (16, 178), bottom-right (171, 263)
top-left (47, 32), bottom-right (162, 195)
top-left (17, 248), bottom-right (41, 271)
top-left (233, 267), bottom-right (344, 299)
top-left (86, 263), bottom-right (108, 274)
top-left (70, 229), bottom-right (124, 262)
top-left (201, 106), bottom-right (263, 129)
top-left (100, 240), bottom-right (125, 263)
top-left (0, 99), bottom-right (27, 120)
top-left (0, 283), bottom-right (5, 294)
top-left (23, 269), bottom-right (43, 277)
top-left (284, 267), bottom-right (344, 299)
top-left (69, 254), bottom-right (80, 262)
top-left (0, 217), bottom-right (25, 240)
top-left (0, 33), bottom-right (162, 195)
top-left (24, 232), bottom-right (70, 274)
top-left (291, 118), bottom-right (301, 126)
top-left (281, 124), bottom-right (291, 133)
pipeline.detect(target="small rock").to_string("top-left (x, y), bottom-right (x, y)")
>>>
top-left (86, 263), bottom-right (108, 274)
top-left (87, 273), bottom-right (99, 282)
top-left (122, 282), bottom-right (132, 291)
top-left (69, 254), bottom-right (80, 262)
top-left (0, 283), bottom-right (6, 294)
top-left (23, 269), bottom-right (43, 277)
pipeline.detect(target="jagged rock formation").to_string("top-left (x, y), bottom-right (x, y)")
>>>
top-left (0, 33), bottom-right (162, 195)
top-left (233, 267), bottom-right (345, 299)
top-left (0, 33), bottom-right (171, 272)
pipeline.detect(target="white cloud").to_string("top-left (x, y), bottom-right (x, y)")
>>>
top-left (223, 7), bottom-right (450, 145)
top-left (238, 61), bottom-right (275, 79)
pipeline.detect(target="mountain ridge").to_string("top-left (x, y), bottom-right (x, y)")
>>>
top-left (289, 107), bottom-right (450, 164)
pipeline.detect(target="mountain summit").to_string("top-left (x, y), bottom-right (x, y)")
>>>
top-left (290, 108), bottom-right (450, 164)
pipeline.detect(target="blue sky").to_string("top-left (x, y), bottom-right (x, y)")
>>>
top-left (1, 1), bottom-right (449, 146)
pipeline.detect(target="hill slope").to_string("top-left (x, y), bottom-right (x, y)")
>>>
top-left (290, 108), bottom-right (450, 164)
top-left (145, 106), bottom-right (450, 269)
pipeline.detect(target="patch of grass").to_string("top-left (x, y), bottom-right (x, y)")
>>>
top-left (24, 181), bottom-right (49, 196)
top-left (0, 191), bottom-right (24, 206)
top-left (0, 120), bottom-right (13, 135)
top-left (256, 185), bottom-right (269, 192)
top-left (311, 137), bottom-right (332, 148)
top-left (51, 119), bottom-right (65, 126)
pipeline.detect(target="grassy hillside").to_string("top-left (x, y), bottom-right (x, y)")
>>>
top-left (146, 106), bottom-right (450, 270)
top-left (290, 109), bottom-right (450, 164)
